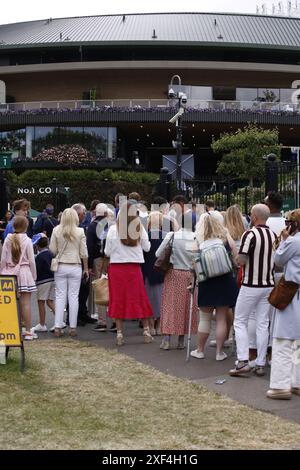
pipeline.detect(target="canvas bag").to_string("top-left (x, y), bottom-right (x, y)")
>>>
top-left (50, 240), bottom-right (68, 272)
top-left (194, 238), bottom-right (233, 283)
top-left (92, 274), bottom-right (109, 306)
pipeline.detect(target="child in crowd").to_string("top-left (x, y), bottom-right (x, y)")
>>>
top-left (0, 216), bottom-right (37, 340)
top-left (32, 235), bottom-right (56, 332)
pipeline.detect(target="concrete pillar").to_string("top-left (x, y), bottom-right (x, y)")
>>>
top-left (0, 80), bottom-right (6, 103)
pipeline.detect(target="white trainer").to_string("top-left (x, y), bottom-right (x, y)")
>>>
top-left (190, 349), bottom-right (205, 359)
top-left (216, 352), bottom-right (228, 361)
top-left (24, 331), bottom-right (38, 340)
top-left (210, 338), bottom-right (233, 348)
top-left (32, 323), bottom-right (48, 332)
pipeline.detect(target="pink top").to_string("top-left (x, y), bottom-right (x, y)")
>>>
top-left (0, 233), bottom-right (37, 280)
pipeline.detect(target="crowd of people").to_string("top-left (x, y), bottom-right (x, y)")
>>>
top-left (0, 190), bottom-right (300, 400)
top-left (33, 144), bottom-right (97, 164)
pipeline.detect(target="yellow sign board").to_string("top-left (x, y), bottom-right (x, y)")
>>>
top-left (0, 276), bottom-right (22, 347)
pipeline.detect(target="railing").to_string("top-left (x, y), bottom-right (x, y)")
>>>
top-left (0, 99), bottom-right (299, 112)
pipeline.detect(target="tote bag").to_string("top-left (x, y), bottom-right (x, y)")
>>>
top-left (92, 275), bottom-right (109, 306)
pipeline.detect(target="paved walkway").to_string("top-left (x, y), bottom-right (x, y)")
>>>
top-left (31, 296), bottom-right (300, 426)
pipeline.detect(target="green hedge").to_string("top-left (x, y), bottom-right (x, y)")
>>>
top-left (6, 169), bottom-right (160, 212)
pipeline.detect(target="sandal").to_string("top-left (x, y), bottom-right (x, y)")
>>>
top-left (116, 331), bottom-right (124, 346)
top-left (143, 327), bottom-right (153, 344)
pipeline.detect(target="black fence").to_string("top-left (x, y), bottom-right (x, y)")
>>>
top-left (184, 161), bottom-right (299, 215)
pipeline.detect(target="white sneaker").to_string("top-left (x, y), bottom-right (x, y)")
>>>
top-left (190, 349), bottom-right (205, 359)
top-left (50, 321), bottom-right (66, 332)
top-left (23, 331), bottom-right (38, 340)
top-left (32, 323), bottom-right (48, 332)
top-left (210, 338), bottom-right (233, 348)
top-left (235, 359), bottom-right (256, 368)
top-left (216, 352), bottom-right (228, 361)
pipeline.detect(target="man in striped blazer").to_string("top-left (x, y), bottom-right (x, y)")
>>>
top-left (230, 204), bottom-right (277, 377)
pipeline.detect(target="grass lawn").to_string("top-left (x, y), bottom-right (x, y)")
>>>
top-left (0, 339), bottom-right (300, 450)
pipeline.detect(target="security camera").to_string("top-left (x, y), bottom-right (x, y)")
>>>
top-left (178, 92), bottom-right (188, 107)
top-left (168, 88), bottom-right (177, 99)
top-left (169, 107), bottom-right (184, 124)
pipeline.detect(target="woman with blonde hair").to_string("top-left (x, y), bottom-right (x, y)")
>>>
top-left (49, 208), bottom-right (88, 337)
top-left (191, 215), bottom-right (239, 361)
top-left (224, 205), bottom-right (246, 251)
top-left (0, 216), bottom-right (37, 340)
top-left (105, 201), bottom-right (153, 346)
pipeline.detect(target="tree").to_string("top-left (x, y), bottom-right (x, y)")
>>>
top-left (211, 124), bottom-right (280, 187)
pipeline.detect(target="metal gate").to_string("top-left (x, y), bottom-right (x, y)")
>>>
top-left (185, 161), bottom-right (299, 214)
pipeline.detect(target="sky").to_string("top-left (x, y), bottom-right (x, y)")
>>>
top-left (1, 0), bottom-right (296, 25)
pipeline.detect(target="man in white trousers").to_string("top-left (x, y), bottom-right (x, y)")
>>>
top-left (229, 204), bottom-right (277, 377)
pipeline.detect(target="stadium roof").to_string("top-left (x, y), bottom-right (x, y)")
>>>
top-left (0, 12), bottom-right (300, 50)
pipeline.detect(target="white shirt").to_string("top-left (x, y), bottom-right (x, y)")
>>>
top-left (155, 229), bottom-right (196, 271)
top-left (266, 215), bottom-right (286, 237)
top-left (104, 224), bottom-right (150, 264)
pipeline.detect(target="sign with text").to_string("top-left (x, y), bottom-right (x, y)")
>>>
top-left (0, 276), bottom-right (22, 346)
top-left (0, 153), bottom-right (12, 169)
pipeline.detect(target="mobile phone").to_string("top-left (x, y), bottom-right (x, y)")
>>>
top-left (285, 220), bottom-right (297, 234)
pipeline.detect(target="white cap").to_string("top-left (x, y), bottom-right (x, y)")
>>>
top-left (95, 203), bottom-right (108, 217)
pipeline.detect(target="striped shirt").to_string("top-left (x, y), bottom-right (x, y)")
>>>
top-left (239, 225), bottom-right (277, 288)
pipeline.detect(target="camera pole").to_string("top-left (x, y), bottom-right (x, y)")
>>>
top-left (176, 116), bottom-right (182, 191)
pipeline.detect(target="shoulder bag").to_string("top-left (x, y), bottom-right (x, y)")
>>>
top-left (268, 276), bottom-right (299, 310)
top-left (50, 239), bottom-right (68, 272)
top-left (154, 233), bottom-right (175, 273)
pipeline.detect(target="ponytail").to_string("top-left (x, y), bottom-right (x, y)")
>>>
top-left (11, 233), bottom-right (21, 265)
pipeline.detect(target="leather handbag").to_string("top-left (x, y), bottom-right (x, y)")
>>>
top-left (92, 275), bottom-right (109, 306)
top-left (268, 276), bottom-right (299, 310)
top-left (50, 240), bottom-right (68, 272)
top-left (154, 233), bottom-right (174, 273)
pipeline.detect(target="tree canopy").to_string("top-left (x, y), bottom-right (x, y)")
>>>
top-left (211, 124), bottom-right (280, 186)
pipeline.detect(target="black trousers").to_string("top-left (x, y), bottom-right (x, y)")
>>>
top-left (78, 279), bottom-right (90, 319)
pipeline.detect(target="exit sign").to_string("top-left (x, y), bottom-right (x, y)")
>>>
top-left (0, 153), bottom-right (12, 169)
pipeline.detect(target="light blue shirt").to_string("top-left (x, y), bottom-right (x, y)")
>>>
top-left (273, 232), bottom-right (300, 339)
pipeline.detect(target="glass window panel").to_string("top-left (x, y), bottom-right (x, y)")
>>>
top-left (257, 88), bottom-right (280, 102)
top-left (280, 88), bottom-right (293, 102)
top-left (83, 127), bottom-right (108, 160)
top-left (34, 127), bottom-right (60, 157)
top-left (236, 88), bottom-right (258, 101)
top-left (0, 129), bottom-right (25, 160)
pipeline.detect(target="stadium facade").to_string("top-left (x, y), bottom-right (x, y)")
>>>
top-left (1, 12), bottom-right (300, 174)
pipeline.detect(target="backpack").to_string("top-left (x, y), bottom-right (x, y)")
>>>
top-left (194, 238), bottom-right (232, 283)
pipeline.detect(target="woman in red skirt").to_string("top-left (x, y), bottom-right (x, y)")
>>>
top-left (155, 211), bottom-right (198, 350)
top-left (104, 201), bottom-right (153, 346)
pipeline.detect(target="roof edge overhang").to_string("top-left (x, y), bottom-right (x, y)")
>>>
top-left (1, 60), bottom-right (300, 75)
top-left (0, 40), bottom-right (300, 52)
